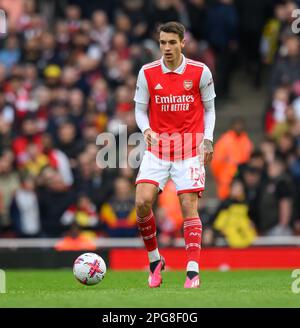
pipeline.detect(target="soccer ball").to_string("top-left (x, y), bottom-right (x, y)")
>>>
top-left (73, 252), bottom-right (106, 285)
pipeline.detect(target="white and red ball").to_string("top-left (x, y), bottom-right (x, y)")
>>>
top-left (73, 253), bottom-right (106, 285)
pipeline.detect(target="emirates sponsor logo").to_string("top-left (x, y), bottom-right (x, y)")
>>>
top-left (155, 94), bottom-right (195, 104)
top-left (183, 80), bottom-right (193, 90)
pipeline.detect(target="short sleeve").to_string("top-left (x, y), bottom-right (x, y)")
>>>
top-left (134, 68), bottom-right (150, 104)
top-left (199, 65), bottom-right (216, 102)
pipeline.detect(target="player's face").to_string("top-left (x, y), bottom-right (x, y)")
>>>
top-left (159, 32), bottom-right (185, 64)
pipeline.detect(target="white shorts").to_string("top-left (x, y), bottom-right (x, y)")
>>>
top-left (136, 151), bottom-right (205, 196)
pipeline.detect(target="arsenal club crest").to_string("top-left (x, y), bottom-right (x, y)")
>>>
top-left (183, 80), bottom-right (193, 90)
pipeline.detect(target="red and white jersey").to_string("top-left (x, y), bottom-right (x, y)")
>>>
top-left (134, 55), bottom-right (215, 160)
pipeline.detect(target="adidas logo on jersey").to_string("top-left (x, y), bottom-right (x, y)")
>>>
top-left (154, 83), bottom-right (163, 90)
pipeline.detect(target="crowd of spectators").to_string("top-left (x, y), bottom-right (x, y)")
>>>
top-left (210, 0), bottom-right (300, 244)
top-left (211, 118), bottom-right (298, 245)
top-left (0, 0), bottom-right (299, 247)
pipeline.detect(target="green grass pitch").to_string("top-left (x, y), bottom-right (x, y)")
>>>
top-left (0, 269), bottom-right (299, 308)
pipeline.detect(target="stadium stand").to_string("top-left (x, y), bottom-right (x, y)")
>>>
top-left (0, 0), bottom-right (300, 256)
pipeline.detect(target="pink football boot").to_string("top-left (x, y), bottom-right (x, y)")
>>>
top-left (148, 256), bottom-right (165, 288)
top-left (184, 275), bottom-right (200, 288)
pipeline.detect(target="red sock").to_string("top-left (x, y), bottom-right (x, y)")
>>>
top-left (137, 210), bottom-right (158, 252)
top-left (184, 217), bottom-right (202, 263)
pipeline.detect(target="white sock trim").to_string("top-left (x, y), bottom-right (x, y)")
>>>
top-left (148, 249), bottom-right (160, 263)
top-left (187, 261), bottom-right (199, 273)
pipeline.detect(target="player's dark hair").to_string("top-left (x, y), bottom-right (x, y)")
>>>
top-left (159, 21), bottom-right (185, 40)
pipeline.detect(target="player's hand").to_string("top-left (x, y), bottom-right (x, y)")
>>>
top-left (144, 128), bottom-right (158, 146)
top-left (204, 139), bottom-right (213, 165)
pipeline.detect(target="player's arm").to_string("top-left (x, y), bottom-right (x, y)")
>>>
top-left (203, 98), bottom-right (215, 164)
top-left (134, 68), bottom-right (158, 146)
top-left (200, 65), bottom-right (216, 165)
top-left (135, 103), bottom-right (158, 146)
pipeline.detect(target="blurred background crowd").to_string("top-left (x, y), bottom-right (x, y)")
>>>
top-left (0, 0), bottom-right (300, 248)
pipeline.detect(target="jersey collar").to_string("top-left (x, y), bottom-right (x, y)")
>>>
top-left (160, 54), bottom-right (186, 74)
